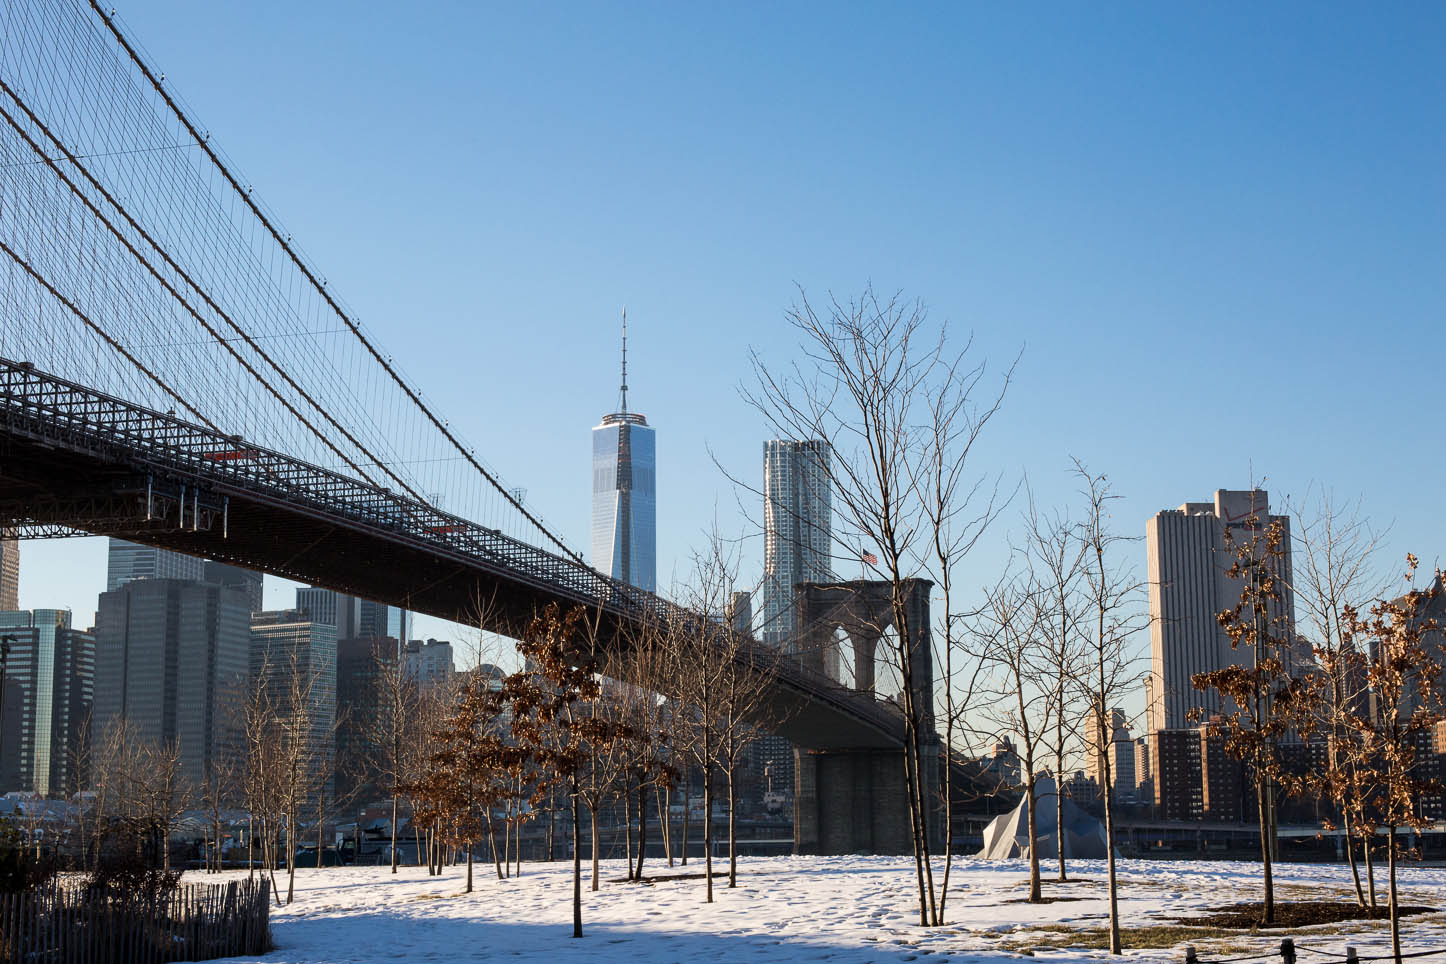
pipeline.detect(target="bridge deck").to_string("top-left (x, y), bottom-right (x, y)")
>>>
top-left (0, 358), bottom-right (905, 750)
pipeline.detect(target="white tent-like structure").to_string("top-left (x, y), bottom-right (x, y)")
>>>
top-left (977, 776), bottom-right (1110, 860)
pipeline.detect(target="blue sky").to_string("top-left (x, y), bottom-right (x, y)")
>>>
top-left (19, 2), bottom-right (1446, 703)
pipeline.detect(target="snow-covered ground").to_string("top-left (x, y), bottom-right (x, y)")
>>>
top-left (214, 856), bottom-right (1446, 963)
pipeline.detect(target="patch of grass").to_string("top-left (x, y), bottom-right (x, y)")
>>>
top-left (996, 924), bottom-right (1258, 955)
top-left (1179, 901), bottom-right (1435, 929)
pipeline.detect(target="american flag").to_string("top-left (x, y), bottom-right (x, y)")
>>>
top-left (861, 552), bottom-right (878, 565)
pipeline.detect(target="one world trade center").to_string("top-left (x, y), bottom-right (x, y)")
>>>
top-left (591, 312), bottom-right (656, 592)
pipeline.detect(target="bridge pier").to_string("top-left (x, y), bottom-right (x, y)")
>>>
top-left (790, 579), bottom-right (942, 856)
top-left (793, 740), bottom-right (942, 855)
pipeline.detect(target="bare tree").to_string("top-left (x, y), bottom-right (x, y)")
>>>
top-left (1076, 464), bottom-right (1145, 955)
top-left (249, 645), bottom-right (327, 905)
top-left (1289, 489), bottom-right (1388, 907)
top-left (370, 642), bottom-right (419, 874)
top-left (1022, 494), bottom-right (1087, 886)
top-left (913, 347), bottom-right (1011, 922)
top-left (743, 285), bottom-right (1012, 926)
top-left (970, 576), bottom-right (1052, 902)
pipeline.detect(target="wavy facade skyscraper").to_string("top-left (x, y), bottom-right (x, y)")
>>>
top-left (761, 439), bottom-right (832, 651)
top-left (591, 314), bottom-right (656, 592)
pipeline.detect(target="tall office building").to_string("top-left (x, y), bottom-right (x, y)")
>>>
top-left (94, 580), bottom-right (250, 788)
top-left (203, 561), bottom-right (264, 613)
top-left (0, 609), bottom-right (92, 796)
top-left (295, 587), bottom-right (407, 643)
top-left (1086, 706), bottom-right (1136, 801)
top-left (295, 587), bottom-right (344, 628)
top-left (591, 315), bottom-right (656, 592)
top-left (756, 440), bottom-right (832, 806)
top-left (1145, 489), bottom-right (1297, 735)
top-left (336, 635), bottom-right (399, 807)
top-left (727, 591), bottom-right (752, 635)
top-left (250, 610), bottom-right (338, 801)
top-left (0, 537), bottom-right (17, 611)
top-left (760, 439), bottom-right (832, 651)
top-left (106, 538), bottom-right (203, 591)
top-left (357, 598), bottom-right (407, 642)
top-left (405, 638), bottom-right (455, 687)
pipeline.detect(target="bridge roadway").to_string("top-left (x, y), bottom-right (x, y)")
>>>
top-left (0, 358), bottom-right (906, 751)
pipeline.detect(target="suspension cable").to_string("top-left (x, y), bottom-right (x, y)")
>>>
top-left (89, 0), bottom-right (585, 565)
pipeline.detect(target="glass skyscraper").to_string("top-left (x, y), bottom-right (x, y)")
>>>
top-left (93, 580), bottom-right (249, 789)
top-left (761, 439), bottom-right (832, 651)
top-left (591, 317), bottom-right (656, 592)
top-left (295, 587), bottom-right (408, 643)
top-left (106, 538), bottom-right (203, 591)
top-left (0, 609), bottom-right (93, 796)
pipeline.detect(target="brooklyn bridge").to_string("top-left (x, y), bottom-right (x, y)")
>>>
top-left (0, 0), bottom-right (942, 854)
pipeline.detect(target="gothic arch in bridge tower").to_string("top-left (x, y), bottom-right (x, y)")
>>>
top-left (790, 579), bottom-right (942, 856)
top-left (793, 579), bottom-right (934, 721)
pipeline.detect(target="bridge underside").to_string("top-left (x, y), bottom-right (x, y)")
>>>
top-left (0, 378), bottom-right (903, 753)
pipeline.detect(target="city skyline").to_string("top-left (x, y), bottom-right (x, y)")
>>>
top-left (3, 4), bottom-right (1443, 953)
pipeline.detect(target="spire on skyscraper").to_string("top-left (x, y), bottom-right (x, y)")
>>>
top-left (619, 307), bottom-right (629, 414)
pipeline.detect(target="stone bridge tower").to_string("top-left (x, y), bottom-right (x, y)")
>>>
top-left (791, 578), bottom-right (943, 855)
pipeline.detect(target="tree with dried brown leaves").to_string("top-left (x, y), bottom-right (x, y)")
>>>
top-left (1343, 558), bottom-right (1444, 963)
top-left (505, 604), bottom-right (633, 939)
top-left (1191, 516), bottom-right (1313, 926)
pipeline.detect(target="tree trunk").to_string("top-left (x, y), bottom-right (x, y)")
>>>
top-left (1257, 772), bottom-right (1274, 924)
top-left (680, 773), bottom-right (690, 866)
top-left (659, 782), bottom-right (673, 867)
top-left (486, 813), bottom-right (503, 880)
top-left (1343, 808), bottom-right (1366, 907)
top-left (589, 805), bottom-right (600, 892)
top-left (466, 844), bottom-right (474, 893)
top-left (1025, 778), bottom-right (1041, 902)
top-left (1102, 753), bottom-right (1121, 954)
top-left (286, 810), bottom-right (297, 905)
top-left (1364, 828), bottom-right (1378, 909)
top-left (316, 793), bottom-right (326, 869)
top-left (546, 788), bottom-right (556, 862)
top-left (635, 780), bottom-right (648, 882)
top-left (390, 795), bottom-right (399, 873)
top-left (572, 789), bottom-right (583, 939)
top-left (414, 814), bottom-right (424, 867)
top-left (1055, 747), bottom-right (1067, 881)
top-left (726, 765), bottom-right (738, 888)
top-left (1388, 823), bottom-right (1401, 964)
top-left (898, 692), bottom-right (933, 925)
top-left (623, 781), bottom-right (634, 880)
top-left (703, 762), bottom-right (714, 903)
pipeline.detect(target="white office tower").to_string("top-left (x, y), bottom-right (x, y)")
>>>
top-left (761, 440), bottom-right (832, 652)
top-left (1145, 489), bottom-right (1298, 735)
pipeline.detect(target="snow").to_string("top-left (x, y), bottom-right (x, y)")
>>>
top-left (212, 856), bottom-right (1446, 963)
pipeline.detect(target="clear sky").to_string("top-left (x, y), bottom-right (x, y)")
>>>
top-left (17, 2), bottom-right (1446, 717)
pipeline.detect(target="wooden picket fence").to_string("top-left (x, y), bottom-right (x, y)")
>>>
top-left (0, 876), bottom-right (271, 963)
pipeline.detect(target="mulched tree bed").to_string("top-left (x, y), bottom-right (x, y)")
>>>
top-left (1003, 896), bottom-right (1092, 904)
top-left (608, 870), bottom-right (732, 885)
top-left (1175, 902), bottom-right (1435, 928)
